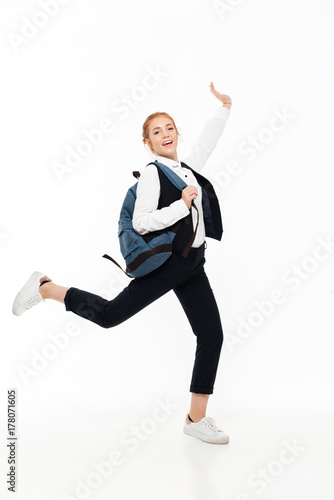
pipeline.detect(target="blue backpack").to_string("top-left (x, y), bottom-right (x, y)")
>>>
top-left (102, 161), bottom-right (198, 278)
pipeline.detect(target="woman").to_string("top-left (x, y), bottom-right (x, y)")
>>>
top-left (12, 82), bottom-right (232, 445)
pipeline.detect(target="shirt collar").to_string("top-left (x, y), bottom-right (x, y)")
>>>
top-left (155, 155), bottom-right (181, 170)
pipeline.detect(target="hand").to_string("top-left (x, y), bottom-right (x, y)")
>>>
top-left (209, 82), bottom-right (232, 109)
top-left (182, 185), bottom-right (198, 209)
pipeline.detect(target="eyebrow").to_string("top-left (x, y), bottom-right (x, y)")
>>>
top-left (152, 123), bottom-right (173, 131)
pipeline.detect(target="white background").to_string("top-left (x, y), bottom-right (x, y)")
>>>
top-left (1, 0), bottom-right (333, 499)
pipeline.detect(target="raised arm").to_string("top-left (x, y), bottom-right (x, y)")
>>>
top-left (182, 82), bottom-right (232, 172)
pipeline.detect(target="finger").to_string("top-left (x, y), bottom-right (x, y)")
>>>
top-left (184, 191), bottom-right (196, 198)
top-left (184, 189), bottom-right (197, 196)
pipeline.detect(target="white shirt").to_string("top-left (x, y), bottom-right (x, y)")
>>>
top-left (132, 105), bottom-right (231, 247)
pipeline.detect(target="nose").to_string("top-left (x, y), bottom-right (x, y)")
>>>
top-left (163, 132), bottom-right (172, 141)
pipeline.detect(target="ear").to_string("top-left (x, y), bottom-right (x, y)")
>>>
top-left (144, 138), bottom-right (152, 151)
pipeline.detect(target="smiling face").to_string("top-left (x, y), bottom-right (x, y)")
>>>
top-left (144, 114), bottom-right (179, 161)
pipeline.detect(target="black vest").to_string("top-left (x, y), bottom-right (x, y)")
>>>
top-left (156, 161), bottom-right (223, 254)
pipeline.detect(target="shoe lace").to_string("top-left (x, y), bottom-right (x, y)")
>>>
top-left (23, 293), bottom-right (43, 306)
top-left (202, 417), bottom-right (219, 433)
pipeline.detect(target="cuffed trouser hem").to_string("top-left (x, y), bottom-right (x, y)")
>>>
top-left (190, 386), bottom-right (213, 395)
top-left (64, 287), bottom-right (77, 311)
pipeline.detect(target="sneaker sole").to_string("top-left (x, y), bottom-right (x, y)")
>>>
top-left (12, 271), bottom-right (44, 316)
top-left (183, 426), bottom-right (229, 444)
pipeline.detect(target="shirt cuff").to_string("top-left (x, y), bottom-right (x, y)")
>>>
top-left (216, 105), bottom-right (231, 119)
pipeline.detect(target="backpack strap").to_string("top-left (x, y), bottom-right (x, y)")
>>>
top-left (102, 253), bottom-right (133, 278)
top-left (181, 201), bottom-right (199, 257)
top-left (147, 161), bottom-right (187, 191)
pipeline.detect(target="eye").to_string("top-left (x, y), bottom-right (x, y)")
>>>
top-left (154, 127), bottom-right (173, 135)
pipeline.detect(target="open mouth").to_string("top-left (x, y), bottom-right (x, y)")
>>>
top-left (162, 140), bottom-right (173, 147)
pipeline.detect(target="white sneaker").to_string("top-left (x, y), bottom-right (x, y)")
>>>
top-left (12, 271), bottom-right (51, 316)
top-left (183, 413), bottom-right (229, 444)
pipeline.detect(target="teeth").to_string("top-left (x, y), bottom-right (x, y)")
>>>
top-left (163, 141), bottom-right (172, 145)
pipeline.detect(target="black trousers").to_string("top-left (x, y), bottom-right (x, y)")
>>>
top-left (64, 243), bottom-right (223, 394)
